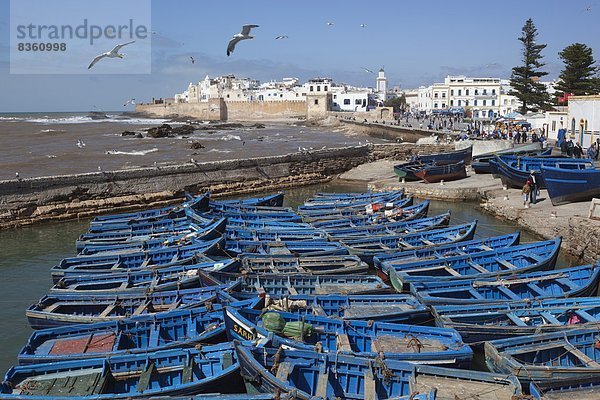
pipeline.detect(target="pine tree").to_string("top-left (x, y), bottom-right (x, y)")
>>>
top-left (555, 43), bottom-right (600, 99)
top-left (509, 19), bottom-right (552, 113)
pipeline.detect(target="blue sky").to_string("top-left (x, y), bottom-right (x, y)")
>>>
top-left (0, 0), bottom-right (599, 112)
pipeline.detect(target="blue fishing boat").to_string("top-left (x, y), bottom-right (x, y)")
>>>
top-left (542, 165), bottom-right (600, 205)
top-left (208, 272), bottom-right (391, 297)
top-left (414, 160), bottom-right (467, 183)
top-left (225, 307), bottom-right (472, 366)
top-left (225, 239), bottom-right (348, 257)
top-left (471, 143), bottom-right (549, 174)
top-left (90, 192), bottom-right (210, 224)
top-left (235, 255), bottom-right (369, 275)
top-left (19, 305), bottom-right (225, 364)
top-left (495, 155), bottom-right (595, 188)
top-left (310, 200), bottom-right (430, 229)
top-left (394, 146), bottom-right (473, 181)
top-left (324, 212), bottom-right (451, 239)
top-left (373, 231), bottom-right (521, 274)
top-left (384, 237), bottom-right (562, 291)
top-left (50, 263), bottom-right (234, 295)
top-left (205, 209), bottom-right (302, 222)
top-left (236, 343), bottom-right (522, 399)
top-left (226, 227), bottom-right (327, 242)
top-left (50, 236), bottom-right (226, 283)
top-left (485, 327), bottom-right (600, 384)
top-left (261, 293), bottom-right (430, 323)
top-left (214, 192), bottom-right (284, 207)
top-left (1, 344), bottom-right (240, 398)
top-left (26, 284), bottom-right (235, 329)
top-left (411, 264), bottom-right (600, 305)
top-left (530, 377), bottom-right (600, 399)
top-left (341, 221), bottom-right (477, 264)
top-left (78, 218), bottom-right (228, 255)
top-left (298, 197), bottom-right (413, 221)
top-left (306, 189), bottom-right (404, 203)
top-left (87, 214), bottom-right (193, 234)
top-left (298, 191), bottom-right (406, 212)
top-left (433, 297), bottom-right (600, 344)
top-left (225, 219), bottom-right (312, 229)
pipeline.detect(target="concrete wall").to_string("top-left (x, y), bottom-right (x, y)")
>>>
top-left (339, 120), bottom-right (433, 143)
top-left (455, 139), bottom-right (514, 157)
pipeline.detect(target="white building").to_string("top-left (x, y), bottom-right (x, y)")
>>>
top-left (567, 95), bottom-right (600, 147)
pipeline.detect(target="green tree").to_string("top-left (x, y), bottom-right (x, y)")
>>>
top-left (509, 18), bottom-right (552, 113)
top-left (555, 43), bottom-right (600, 99)
top-left (384, 94), bottom-right (406, 112)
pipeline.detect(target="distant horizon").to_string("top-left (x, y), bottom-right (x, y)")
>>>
top-left (1, 0), bottom-right (598, 112)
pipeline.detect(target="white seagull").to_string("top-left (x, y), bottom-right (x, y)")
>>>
top-left (275, 35), bottom-right (288, 40)
top-left (15, 172), bottom-right (19, 179)
top-left (361, 67), bottom-right (375, 74)
top-left (123, 98), bottom-right (136, 107)
top-left (88, 41), bottom-right (136, 69)
top-left (190, 56), bottom-right (195, 64)
top-left (227, 24), bottom-right (259, 56)
top-left (360, 24), bottom-right (367, 28)
top-left (326, 22), bottom-right (334, 26)
top-left (76, 139), bottom-right (86, 148)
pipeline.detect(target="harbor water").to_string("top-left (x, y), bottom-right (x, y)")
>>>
top-left (0, 182), bottom-right (577, 375)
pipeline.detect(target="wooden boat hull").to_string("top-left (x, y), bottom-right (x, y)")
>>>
top-left (542, 165), bottom-right (600, 205)
top-left (485, 327), bottom-right (600, 384)
top-left (433, 297), bottom-right (600, 344)
top-left (235, 343), bottom-right (521, 400)
top-left (1, 344), bottom-right (242, 398)
top-left (411, 264), bottom-right (600, 305)
top-left (414, 161), bottom-right (467, 183)
top-left (225, 307), bottom-right (472, 366)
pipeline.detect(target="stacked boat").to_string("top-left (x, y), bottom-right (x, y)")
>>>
top-left (2, 189), bottom-right (598, 399)
top-left (393, 146), bottom-right (472, 183)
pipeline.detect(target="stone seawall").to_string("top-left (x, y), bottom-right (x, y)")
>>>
top-left (0, 146), bottom-right (369, 229)
top-left (0, 143), bottom-right (454, 230)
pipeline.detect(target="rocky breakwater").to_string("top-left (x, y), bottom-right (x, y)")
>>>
top-left (0, 146), bottom-right (370, 229)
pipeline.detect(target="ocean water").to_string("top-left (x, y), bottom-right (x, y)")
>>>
top-left (0, 112), bottom-right (382, 180)
top-left (0, 183), bottom-right (576, 375)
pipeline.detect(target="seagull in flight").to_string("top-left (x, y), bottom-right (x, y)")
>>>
top-left (326, 22), bottom-right (334, 26)
top-left (87, 41), bottom-right (136, 69)
top-left (227, 24), bottom-right (259, 56)
top-left (361, 67), bottom-right (375, 74)
top-left (190, 56), bottom-right (195, 64)
top-left (360, 24), bottom-right (367, 28)
top-left (76, 139), bottom-right (86, 148)
top-left (123, 98), bottom-right (136, 107)
top-left (275, 35), bottom-right (288, 40)
top-left (585, 5), bottom-right (592, 11)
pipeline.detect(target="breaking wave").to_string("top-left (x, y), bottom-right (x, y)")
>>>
top-left (105, 148), bottom-right (159, 156)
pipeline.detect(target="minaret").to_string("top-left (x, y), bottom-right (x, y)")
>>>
top-left (376, 68), bottom-right (388, 101)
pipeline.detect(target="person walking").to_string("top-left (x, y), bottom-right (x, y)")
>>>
top-left (596, 138), bottom-right (600, 160)
top-left (522, 180), bottom-right (531, 208)
top-left (528, 171), bottom-right (538, 205)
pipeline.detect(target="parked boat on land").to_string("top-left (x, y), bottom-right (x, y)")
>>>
top-left (542, 165), bottom-right (600, 206)
top-left (495, 155), bottom-right (595, 188)
top-left (414, 160), bottom-right (467, 183)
